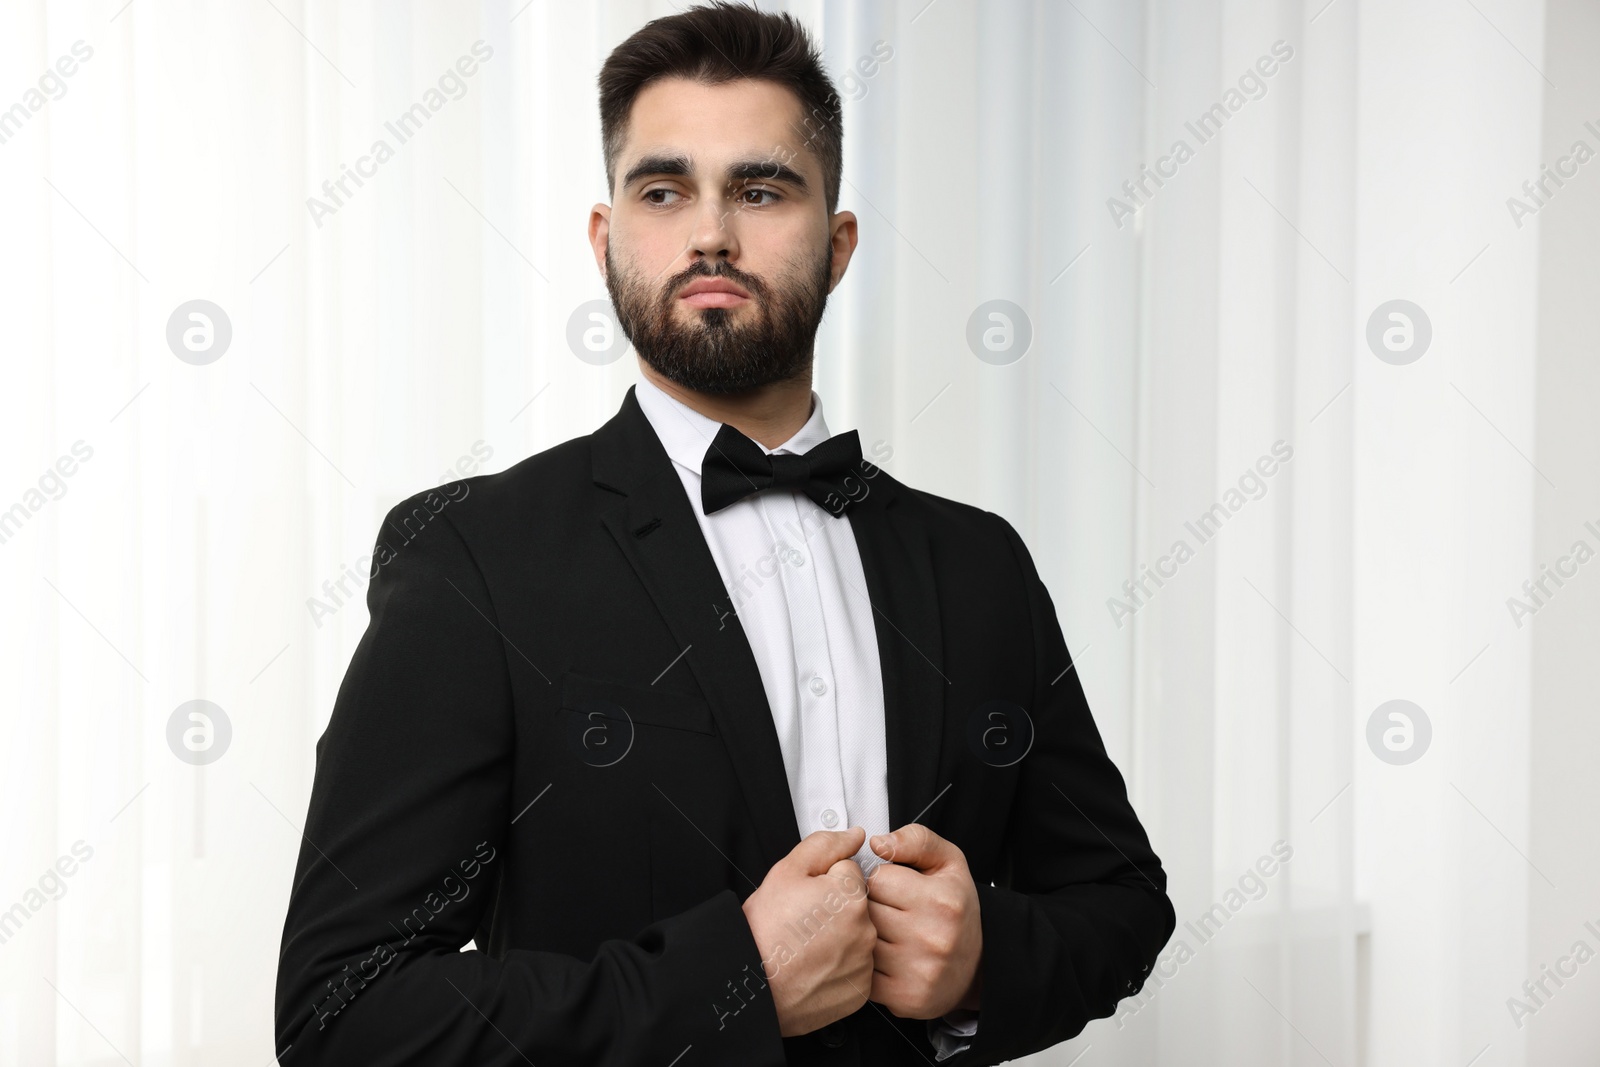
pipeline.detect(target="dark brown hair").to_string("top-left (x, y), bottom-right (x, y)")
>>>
top-left (597, 0), bottom-right (844, 215)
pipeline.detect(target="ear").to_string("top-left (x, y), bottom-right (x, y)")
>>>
top-left (589, 204), bottom-right (612, 280)
top-left (826, 209), bottom-right (859, 294)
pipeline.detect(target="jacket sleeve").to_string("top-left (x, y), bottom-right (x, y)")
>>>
top-left (273, 492), bottom-right (786, 1066)
top-left (948, 513), bottom-right (1177, 1065)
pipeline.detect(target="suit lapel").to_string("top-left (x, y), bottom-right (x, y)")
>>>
top-left (590, 386), bottom-right (946, 870)
top-left (593, 388), bottom-right (799, 873)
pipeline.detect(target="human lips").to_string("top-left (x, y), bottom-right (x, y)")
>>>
top-left (678, 276), bottom-right (750, 309)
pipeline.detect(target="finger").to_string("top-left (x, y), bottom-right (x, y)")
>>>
top-left (867, 968), bottom-right (895, 1006)
top-left (864, 861), bottom-right (923, 910)
top-left (870, 942), bottom-right (908, 979)
top-left (825, 857), bottom-right (869, 899)
top-left (867, 898), bottom-right (911, 942)
top-left (867, 972), bottom-right (899, 1010)
top-left (792, 826), bottom-right (867, 875)
top-left (868, 964), bottom-right (887, 1004)
top-left (869, 822), bottom-right (953, 872)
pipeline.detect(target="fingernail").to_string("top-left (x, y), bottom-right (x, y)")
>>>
top-left (870, 834), bottom-right (888, 851)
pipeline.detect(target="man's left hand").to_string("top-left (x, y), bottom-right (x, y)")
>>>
top-left (864, 823), bottom-right (983, 1019)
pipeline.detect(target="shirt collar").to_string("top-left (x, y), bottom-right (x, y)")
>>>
top-left (633, 370), bottom-right (833, 479)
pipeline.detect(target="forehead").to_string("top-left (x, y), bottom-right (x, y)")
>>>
top-left (621, 76), bottom-right (813, 175)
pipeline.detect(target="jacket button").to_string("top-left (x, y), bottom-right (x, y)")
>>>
top-left (819, 1022), bottom-right (846, 1049)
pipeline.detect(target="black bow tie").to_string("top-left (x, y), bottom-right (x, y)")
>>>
top-left (701, 422), bottom-right (865, 517)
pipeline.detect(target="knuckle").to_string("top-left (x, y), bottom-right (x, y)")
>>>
top-left (925, 928), bottom-right (955, 958)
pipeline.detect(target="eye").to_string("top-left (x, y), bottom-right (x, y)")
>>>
top-left (737, 187), bottom-right (782, 207)
top-left (643, 187), bottom-right (683, 208)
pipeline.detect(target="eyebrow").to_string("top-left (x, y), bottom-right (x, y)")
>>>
top-left (621, 153), bottom-right (811, 195)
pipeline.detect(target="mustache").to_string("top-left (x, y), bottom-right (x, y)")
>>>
top-left (663, 262), bottom-right (765, 303)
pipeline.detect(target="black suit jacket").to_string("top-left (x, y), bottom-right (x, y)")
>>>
top-left (274, 385), bottom-right (1175, 1066)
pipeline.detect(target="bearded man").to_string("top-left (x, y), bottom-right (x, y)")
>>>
top-left (273, 4), bottom-right (1173, 1064)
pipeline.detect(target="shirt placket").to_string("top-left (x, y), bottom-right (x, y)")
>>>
top-left (758, 490), bottom-right (849, 838)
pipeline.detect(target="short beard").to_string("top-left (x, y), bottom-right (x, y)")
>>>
top-left (605, 240), bottom-right (833, 396)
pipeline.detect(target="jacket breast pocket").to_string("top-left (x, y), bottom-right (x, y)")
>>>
top-left (558, 670), bottom-right (717, 737)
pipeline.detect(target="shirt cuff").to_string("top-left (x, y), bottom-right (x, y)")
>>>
top-left (927, 1009), bottom-right (979, 1062)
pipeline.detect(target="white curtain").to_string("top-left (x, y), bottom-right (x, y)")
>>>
top-left (3, 1), bottom-right (1593, 1064)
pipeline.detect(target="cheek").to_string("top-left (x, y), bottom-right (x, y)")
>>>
top-left (617, 222), bottom-right (690, 279)
top-left (774, 223), bottom-right (830, 271)
top-left (638, 252), bottom-right (685, 289)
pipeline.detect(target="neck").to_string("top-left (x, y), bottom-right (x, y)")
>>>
top-left (639, 360), bottom-right (815, 449)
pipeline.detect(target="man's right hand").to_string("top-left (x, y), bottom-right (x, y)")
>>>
top-left (740, 827), bottom-right (875, 1037)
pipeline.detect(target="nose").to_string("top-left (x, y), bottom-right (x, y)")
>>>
top-left (683, 197), bottom-right (739, 267)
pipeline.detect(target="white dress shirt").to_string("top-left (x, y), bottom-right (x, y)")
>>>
top-left (633, 372), bottom-right (978, 1060)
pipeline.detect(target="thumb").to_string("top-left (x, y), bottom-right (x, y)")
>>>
top-left (869, 823), bottom-right (948, 871)
top-left (794, 826), bottom-right (866, 875)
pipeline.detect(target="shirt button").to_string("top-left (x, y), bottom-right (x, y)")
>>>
top-left (809, 676), bottom-right (828, 696)
top-left (821, 808), bottom-right (839, 828)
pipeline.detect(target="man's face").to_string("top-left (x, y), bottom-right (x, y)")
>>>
top-left (591, 77), bottom-right (856, 395)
